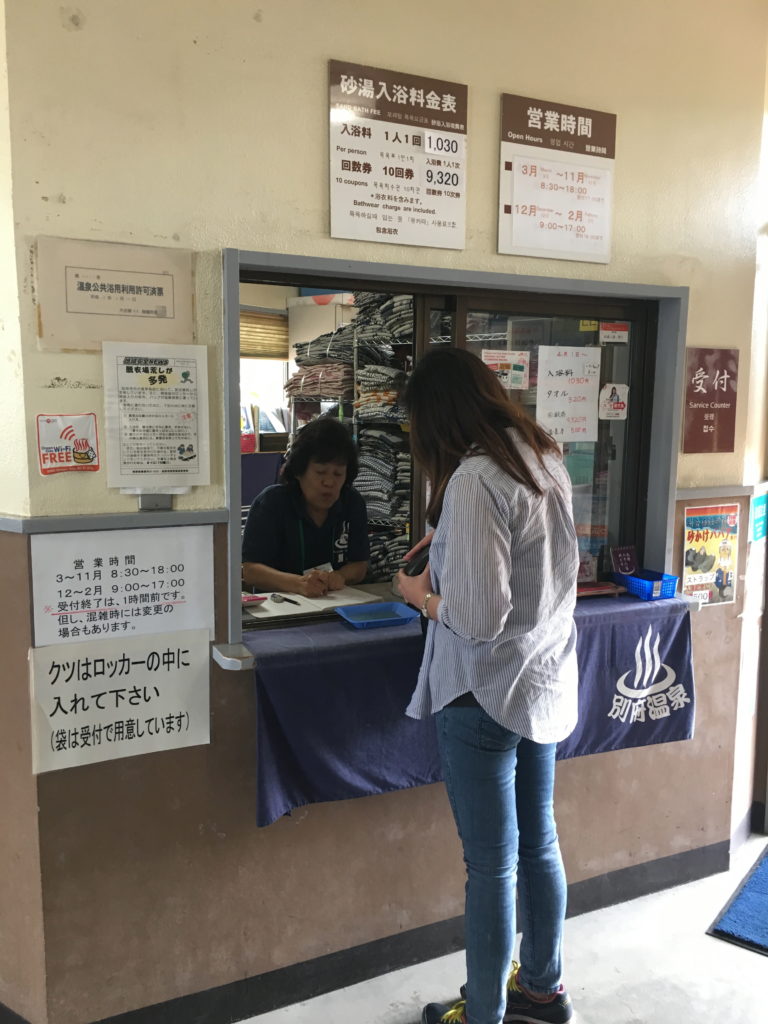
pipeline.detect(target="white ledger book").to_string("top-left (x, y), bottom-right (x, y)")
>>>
top-left (244, 585), bottom-right (380, 622)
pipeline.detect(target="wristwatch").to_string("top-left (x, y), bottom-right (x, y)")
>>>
top-left (420, 592), bottom-right (434, 618)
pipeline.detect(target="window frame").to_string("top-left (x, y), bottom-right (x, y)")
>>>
top-left (224, 249), bottom-right (688, 644)
top-left (423, 291), bottom-right (657, 567)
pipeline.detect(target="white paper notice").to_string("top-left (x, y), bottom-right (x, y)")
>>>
top-left (102, 341), bottom-right (210, 489)
top-left (599, 321), bottom-right (630, 345)
top-left (507, 319), bottom-right (551, 348)
top-left (31, 525), bottom-right (214, 647)
top-left (481, 349), bottom-right (530, 390)
top-left (536, 346), bottom-right (601, 442)
top-left (329, 60), bottom-right (467, 250)
top-left (29, 628), bottom-right (210, 773)
top-left (35, 236), bottom-right (193, 352)
top-left (501, 154), bottom-right (612, 261)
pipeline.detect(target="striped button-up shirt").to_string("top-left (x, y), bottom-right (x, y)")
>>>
top-left (406, 436), bottom-right (579, 744)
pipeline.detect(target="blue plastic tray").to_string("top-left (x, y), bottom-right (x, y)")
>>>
top-left (335, 601), bottom-right (420, 628)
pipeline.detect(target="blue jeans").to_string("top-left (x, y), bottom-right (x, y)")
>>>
top-left (436, 704), bottom-right (567, 1024)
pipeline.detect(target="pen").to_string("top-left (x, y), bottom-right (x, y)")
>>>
top-left (271, 593), bottom-right (301, 606)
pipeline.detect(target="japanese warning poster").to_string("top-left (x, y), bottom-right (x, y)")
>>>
top-left (682, 504), bottom-right (739, 606)
top-left (31, 525), bottom-right (215, 647)
top-left (498, 94), bottom-right (616, 263)
top-left (102, 341), bottom-right (210, 489)
top-left (536, 346), bottom-right (601, 442)
top-left (29, 628), bottom-right (210, 772)
top-left (329, 59), bottom-right (468, 249)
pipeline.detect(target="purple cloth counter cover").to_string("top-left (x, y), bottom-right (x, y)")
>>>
top-left (244, 596), bottom-right (694, 826)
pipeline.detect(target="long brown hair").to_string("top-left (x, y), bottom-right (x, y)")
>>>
top-left (404, 348), bottom-right (560, 524)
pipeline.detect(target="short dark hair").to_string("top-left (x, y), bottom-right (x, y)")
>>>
top-left (281, 416), bottom-right (358, 487)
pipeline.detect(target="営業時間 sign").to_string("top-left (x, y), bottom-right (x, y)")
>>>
top-left (498, 94), bottom-right (616, 263)
top-left (329, 60), bottom-right (467, 250)
top-left (31, 525), bottom-right (214, 648)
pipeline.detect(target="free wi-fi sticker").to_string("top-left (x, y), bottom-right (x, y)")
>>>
top-left (37, 413), bottom-right (100, 474)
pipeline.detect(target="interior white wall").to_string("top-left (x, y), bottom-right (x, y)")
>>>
top-left (239, 283), bottom-right (298, 310)
top-left (0, 3), bottom-right (27, 515)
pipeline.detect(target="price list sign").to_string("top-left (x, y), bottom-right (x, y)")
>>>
top-left (329, 60), bottom-right (467, 250)
top-left (535, 346), bottom-right (601, 442)
top-left (498, 94), bottom-right (616, 263)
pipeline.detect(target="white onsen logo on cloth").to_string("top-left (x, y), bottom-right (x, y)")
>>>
top-left (334, 521), bottom-right (350, 554)
top-left (607, 625), bottom-right (690, 724)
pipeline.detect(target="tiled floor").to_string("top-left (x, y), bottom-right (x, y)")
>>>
top-left (248, 836), bottom-right (768, 1024)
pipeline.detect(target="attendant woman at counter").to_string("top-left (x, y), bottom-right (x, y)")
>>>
top-left (242, 416), bottom-right (369, 598)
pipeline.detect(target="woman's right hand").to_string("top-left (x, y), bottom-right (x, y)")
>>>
top-left (403, 531), bottom-right (434, 563)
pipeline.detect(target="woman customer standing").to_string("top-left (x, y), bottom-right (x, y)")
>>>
top-left (397, 349), bottom-right (579, 1024)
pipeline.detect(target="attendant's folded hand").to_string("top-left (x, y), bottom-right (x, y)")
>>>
top-left (327, 570), bottom-right (346, 591)
top-left (301, 570), bottom-right (329, 598)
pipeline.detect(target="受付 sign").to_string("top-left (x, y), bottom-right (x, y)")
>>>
top-left (682, 348), bottom-right (739, 454)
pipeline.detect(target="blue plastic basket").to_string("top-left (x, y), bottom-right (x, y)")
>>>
top-left (611, 569), bottom-right (678, 601)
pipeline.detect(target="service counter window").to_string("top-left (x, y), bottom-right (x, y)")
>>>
top-left (222, 253), bottom-right (690, 823)
top-left (232, 266), bottom-right (667, 631)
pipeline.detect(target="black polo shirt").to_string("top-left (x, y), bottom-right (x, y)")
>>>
top-left (242, 483), bottom-right (369, 575)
